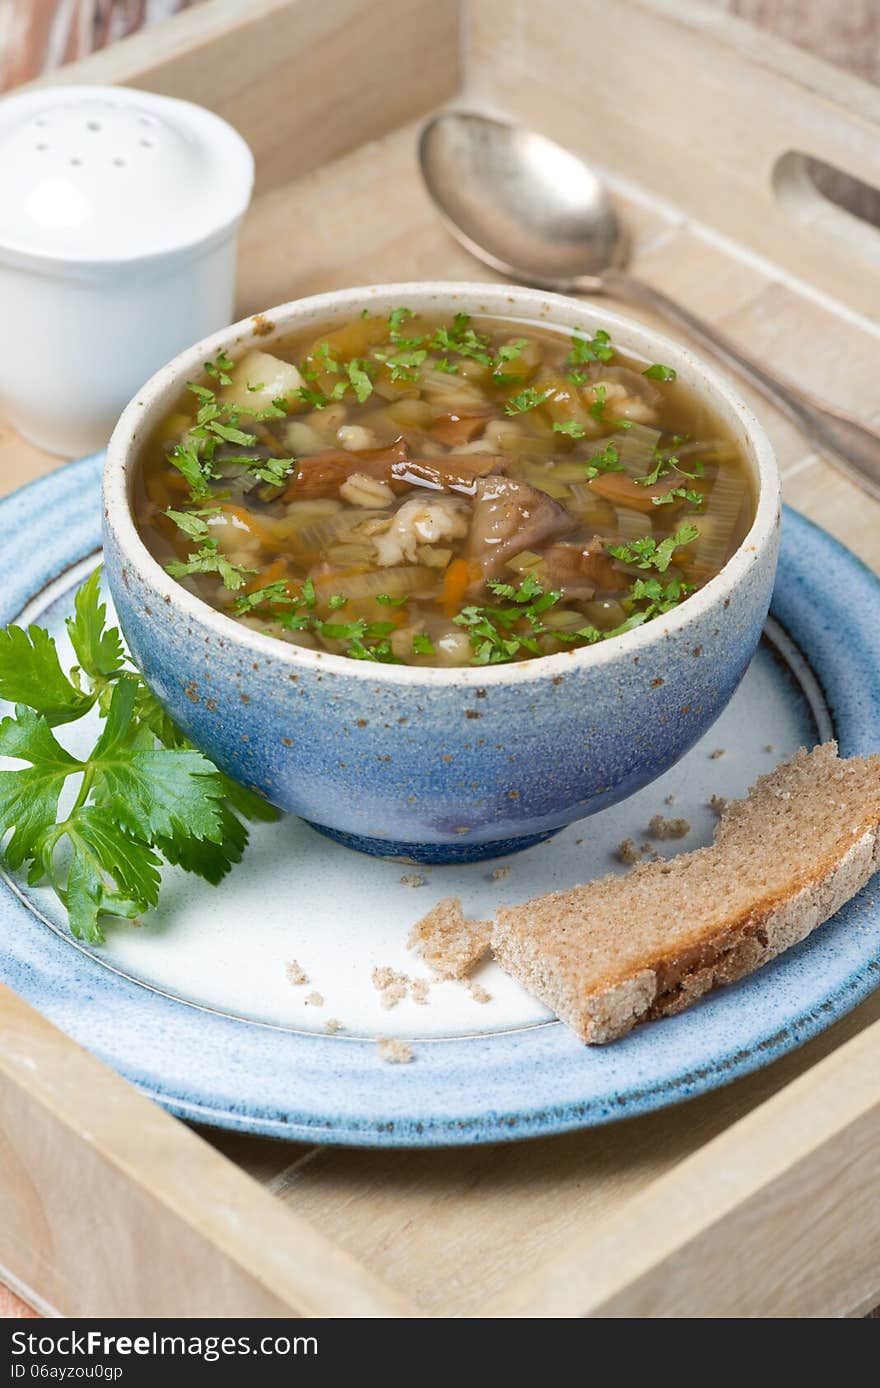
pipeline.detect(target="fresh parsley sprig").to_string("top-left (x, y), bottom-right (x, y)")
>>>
top-left (0, 569), bottom-right (276, 943)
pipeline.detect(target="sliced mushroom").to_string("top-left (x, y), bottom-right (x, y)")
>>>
top-left (542, 538), bottom-right (625, 597)
top-left (466, 477), bottom-right (575, 587)
top-left (391, 452), bottom-right (506, 496)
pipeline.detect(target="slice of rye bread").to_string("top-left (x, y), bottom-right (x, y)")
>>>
top-left (492, 743), bottom-right (880, 1043)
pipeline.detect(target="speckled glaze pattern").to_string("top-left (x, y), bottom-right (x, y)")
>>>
top-left (1, 456), bottom-right (880, 1147)
top-left (102, 284), bottom-right (780, 862)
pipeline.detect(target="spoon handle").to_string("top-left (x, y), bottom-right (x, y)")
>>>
top-left (596, 269), bottom-right (880, 501)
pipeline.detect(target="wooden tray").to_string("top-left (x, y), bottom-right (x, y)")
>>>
top-left (2, 0), bottom-right (880, 1318)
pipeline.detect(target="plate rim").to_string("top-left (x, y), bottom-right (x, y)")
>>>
top-left (1, 453), bottom-right (879, 1148)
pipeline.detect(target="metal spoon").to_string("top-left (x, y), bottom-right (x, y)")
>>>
top-left (419, 112), bottom-right (880, 500)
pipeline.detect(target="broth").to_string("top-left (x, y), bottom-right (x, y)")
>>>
top-left (135, 309), bottom-right (754, 667)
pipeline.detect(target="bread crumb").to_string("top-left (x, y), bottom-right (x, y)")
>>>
top-left (709, 793), bottom-right (728, 817)
top-left (468, 982), bottom-right (492, 1004)
top-left (371, 965), bottom-right (409, 1010)
top-left (325, 1018), bottom-right (343, 1033)
top-left (399, 872), bottom-right (427, 887)
top-left (648, 814), bottom-right (691, 840)
top-left (285, 960), bottom-right (308, 986)
top-left (664, 792), bottom-right (678, 805)
top-left (377, 1037), bottom-right (412, 1064)
top-left (410, 978), bottom-right (430, 1006)
top-left (305, 991), bottom-right (324, 1007)
top-left (491, 865), bottom-right (511, 882)
top-left (709, 747), bottom-right (726, 760)
top-left (407, 897), bottom-right (491, 979)
top-left (615, 837), bottom-right (641, 864)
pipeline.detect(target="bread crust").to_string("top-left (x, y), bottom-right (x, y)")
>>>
top-left (492, 746), bottom-right (880, 1043)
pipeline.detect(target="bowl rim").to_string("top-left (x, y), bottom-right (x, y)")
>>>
top-left (103, 280), bottom-right (780, 688)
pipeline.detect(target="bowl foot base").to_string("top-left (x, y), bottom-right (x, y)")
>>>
top-left (304, 821), bottom-right (560, 865)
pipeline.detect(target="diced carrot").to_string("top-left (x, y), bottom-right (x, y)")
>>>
top-left (217, 503), bottom-right (281, 549)
top-left (243, 557), bottom-right (288, 594)
top-left (442, 558), bottom-right (472, 617)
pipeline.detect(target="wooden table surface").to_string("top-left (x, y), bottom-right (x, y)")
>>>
top-left (1, 0), bottom-right (879, 1320)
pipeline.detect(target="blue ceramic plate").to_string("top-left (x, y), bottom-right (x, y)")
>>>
top-left (1, 454), bottom-right (879, 1147)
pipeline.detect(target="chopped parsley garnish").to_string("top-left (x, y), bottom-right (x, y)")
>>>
top-left (377, 348), bottom-right (428, 382)
top-left (585, 441), bottom-right (624, 478)
top-left (430, 313), bottom-right (493, 368)
top-left (651, 486), bottom-right (704, 508)
top-left (164, 507), bottom-right (220, 542)
top-left (166, 542), bottom-right (256, 591)
top-left (451, 572), bottom-right (656, 664)
top-left (643, 363), bottom-right (677, 381)
top-left (203, 350), bottom-right (234, 386)
top-left (629, 575), bottom-right (695, 616)
top-left (232, 581), bottom-right (296, 615)
top-left (388, 306), bottom-right (414, 335)
top-left (346, 358), bottom-right (374, 403)
top-left (167, 440), bottom-right (213, 502)
top-left (235, 584), bottom-right (404, 663)
top-left (166, 353), bottom-right (296, 501)
top-left (412, 633), bottom-right (436, 657)
top-left (553, 420), bottom-right (586, 439)
top-left (606, 523), bottom-right (700, 573)
top-left (588, 384), bottom-right (607, 421)
top-left (505, 387), bottom-right (552, 416)
top-left (568, 328), bottom-right (614, 366)
top-left (491, 339), bottom-right (528, 383)
top-left (638, 446), bottom-right (705, 488)
top-left (0, 567), bottom-right (276, 943)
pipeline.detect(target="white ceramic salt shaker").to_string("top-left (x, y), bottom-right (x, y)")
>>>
top-left (0, 85), bottom-right (254, 457)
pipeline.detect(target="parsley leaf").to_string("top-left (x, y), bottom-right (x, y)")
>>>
top-left (0, 705), bottom-right (81, 869)
top-left (629, 574), bottom-right (695, 616)
top-left (0, 568), bottom-right (279, 942)
top-left (166, 541), bottom-right (256, 591)
top-left (505, 387), bottom-right (552, 416)
top-left (66, 568), bottom-right (126, 682)
top-left (588, 384), bottom-right (607, 421)
top-left (347, 359), bottom-right (374, 404)
top-left (568, 329), bottom-right (614, 366)
top-left (0, 627), bottom-right (93, 727)
top-left (204, 350), bottom-right (234, 386)
top-left (643, 363), bottom-right (677, 381)
top-left (607, 523), bottom-right (700, 573)
top-left (388, 307), bottom-right (414, 335)
top-left (553, 420), bottom-right (586, 440)
top-left (585, 441), bottom-right (624, 478)
top-left (232, 581), bottom-right (295, 615)
top-left (651, 486), bottom-right (704, 508)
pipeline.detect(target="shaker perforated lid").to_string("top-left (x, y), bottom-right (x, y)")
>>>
top-left (0, 85), bottom-right (254, 266)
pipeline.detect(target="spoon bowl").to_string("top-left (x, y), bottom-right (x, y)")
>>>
top-left (419, 112), bottom-right (623, 288)
top-left (419, 110), bottom-right (880, 501)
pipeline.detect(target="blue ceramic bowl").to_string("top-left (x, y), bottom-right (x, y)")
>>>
top-left (103, 283), bottom-right (780, 863)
